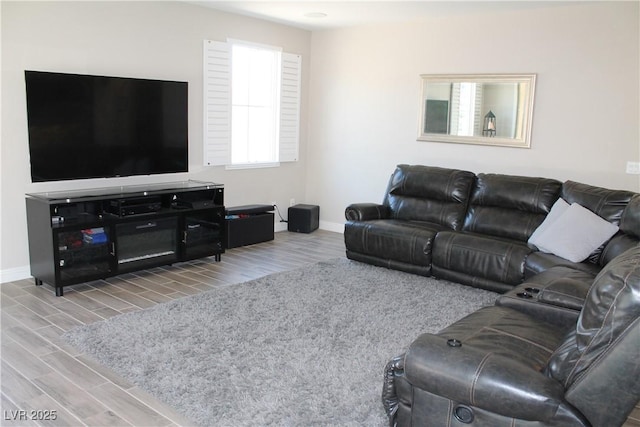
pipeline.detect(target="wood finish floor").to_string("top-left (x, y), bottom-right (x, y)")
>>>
top-left (1, 230), bottom-right (638, 426)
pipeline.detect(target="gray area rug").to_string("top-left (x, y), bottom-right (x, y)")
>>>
top-left (63, 258), bottom-right (498, 426)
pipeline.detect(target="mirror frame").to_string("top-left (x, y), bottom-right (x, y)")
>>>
top-left (417, 73), bottom-right (536, 148)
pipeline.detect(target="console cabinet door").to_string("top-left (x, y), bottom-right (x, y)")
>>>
top-left (54, 226), bottom-right (114, 284)
top-left (182, 208), bottom-right (225, 260)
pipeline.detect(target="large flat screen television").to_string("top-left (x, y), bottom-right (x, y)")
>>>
top-left (25, 70), bottom-right (188, 182)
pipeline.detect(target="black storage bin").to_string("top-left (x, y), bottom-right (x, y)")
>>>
top-left (226, 204), bottom-right (275, 248)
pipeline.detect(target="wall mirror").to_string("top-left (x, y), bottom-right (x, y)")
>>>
top-left (418, 74), bottom-right (536, 148)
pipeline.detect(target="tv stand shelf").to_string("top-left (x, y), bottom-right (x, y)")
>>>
top-left (25, 180), bottom-right (225, 296)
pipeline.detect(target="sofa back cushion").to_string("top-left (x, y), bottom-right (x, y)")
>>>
top-left (545, 246), bottom-right (640, 426)
top-left (600, 194), bottom-right (640, 266)
top-left (383, 164), bottom-right (475, 230)
top-left (561, 180), bottom-right (635, 224)
top-left (463, 173), bottom-right (562, 241)
top-left (620, 194), bottom-right (640, 239)
top-left (562, 180), bottom-right (637, 264)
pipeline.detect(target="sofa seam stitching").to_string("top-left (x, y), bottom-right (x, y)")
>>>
top-left (470, 352), bottom-right (492, 406)
top-left (483, 326), bottom-right (556, 354)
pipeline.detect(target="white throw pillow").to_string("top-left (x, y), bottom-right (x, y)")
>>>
top-left (528, 198), bottom-right (570, 251)
top-left (531, 203), bottom-right (619, 263)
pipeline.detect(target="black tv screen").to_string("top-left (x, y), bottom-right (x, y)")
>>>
top-left (25, 71), bottom-right (188, 182)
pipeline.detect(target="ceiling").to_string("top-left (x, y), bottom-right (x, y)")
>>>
top-left (188, 1), bottom-right (573, 31)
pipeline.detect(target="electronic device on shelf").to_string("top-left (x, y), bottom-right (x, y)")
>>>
top-left (171, 192), bottom-right (215, 210)
top-left (104, 197), bottom-right (163, 217)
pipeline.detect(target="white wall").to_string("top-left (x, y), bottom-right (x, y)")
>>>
top-left (2, 1), bottom-right (639, 282)
top-left (0, 1), bottom-right (311, 279)
top-left (306, 2), bottom-right (640, 228)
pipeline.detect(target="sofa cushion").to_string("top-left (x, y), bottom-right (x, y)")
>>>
top-left (432, 231), bottom-right (533, 290)
top-left (463, 173), bottom-right (562, 242)
top-left (529, 203), bottom-right (619, 263)
top-left (384, 165), bottom-right (475, 230)
top-left (344, 219), bottom-right (448, 268)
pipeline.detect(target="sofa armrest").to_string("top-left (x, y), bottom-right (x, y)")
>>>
top-left (404, 333), bottom-right (567, 422)
top-left (382, 354), bottom-right (404, 425)
top-left (345, 203), bottom-right (390, 221)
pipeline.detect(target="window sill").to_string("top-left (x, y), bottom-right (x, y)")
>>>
top-left (225, 162), bottom-right (281, 171)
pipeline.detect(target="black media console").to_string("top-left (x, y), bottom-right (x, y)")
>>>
top-left (25, 180), bottom-right (225, 296)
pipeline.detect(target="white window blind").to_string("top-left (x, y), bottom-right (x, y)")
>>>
top-left (203, 40), bottom-right (231, 166)
top-left (279, 52), bottom-right (302, 162)
top-left (203, 40), bottom-right (301, 166)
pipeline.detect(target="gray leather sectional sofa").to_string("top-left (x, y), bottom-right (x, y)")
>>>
top-left (383, 245), bottom-right (639, 426)
top-left (343, 164), bottom-right (640, 426)
top-left (345, 164), bottom-right (638, 293)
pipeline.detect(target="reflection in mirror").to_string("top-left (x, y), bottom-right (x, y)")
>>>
top-left (418, 74), bottom-right (536, 148)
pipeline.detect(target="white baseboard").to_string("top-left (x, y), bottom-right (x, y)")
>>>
top-left (319, 221), bottom-right (345, 233)
top-left (274, 221), bottom-right (344, 234)
top-left (1, 265), bottom-right (32, 284)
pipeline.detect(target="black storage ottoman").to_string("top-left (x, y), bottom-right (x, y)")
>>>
top-left (225, 204), bottom-right (275, 248)
top-left (288, 204), bottom-right (319, 233)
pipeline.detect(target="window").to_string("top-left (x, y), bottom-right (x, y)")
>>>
top-left (203, 40), bottom-right (301, 167)
top-left (231, 43), bottom-right (279, 164)
top-left (449, 82), bottom-right (483, 137)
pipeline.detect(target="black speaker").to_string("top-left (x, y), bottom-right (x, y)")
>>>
top-left (288, 204), bottom-right (319, 233)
